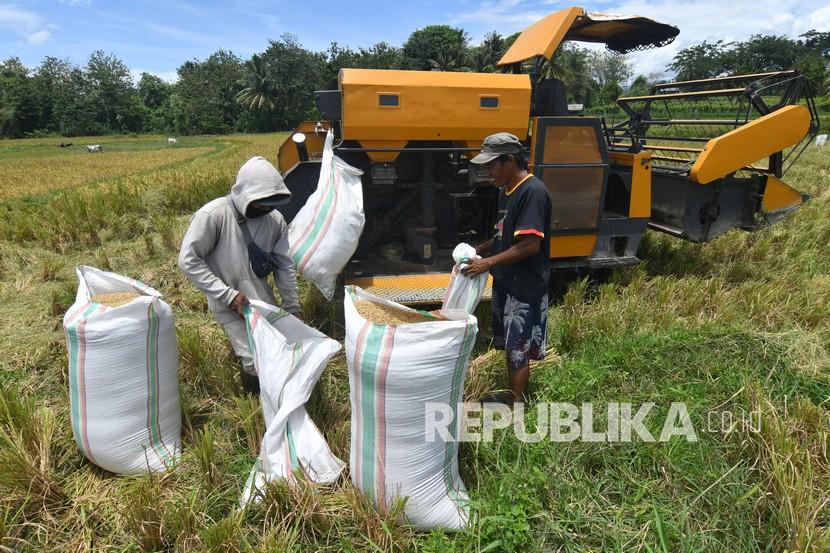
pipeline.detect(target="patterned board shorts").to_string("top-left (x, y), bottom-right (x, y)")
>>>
top-left (491, 282), bottom-right (549, 370)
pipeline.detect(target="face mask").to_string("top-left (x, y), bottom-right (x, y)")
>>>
top-left (246, 205), bottom-right (274, 218)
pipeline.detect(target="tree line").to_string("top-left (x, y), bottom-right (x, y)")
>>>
top-left (1, 26), bottom-right (828, 139)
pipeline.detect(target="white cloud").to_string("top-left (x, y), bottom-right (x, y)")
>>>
top-left (144, 22), bottom-right (216, 46)
top-left (59, 0), bottom-right (92, 6)
top-left (0, 4), bottom-right (54, 46)
top-left (450, 0), bottom-right (830, 77)
top-left (130, 68), bottom-right (179, 84)
top-left (27, 30), bottom-right (51, 45)
top-left (0, 4), bottom-right (41, 30)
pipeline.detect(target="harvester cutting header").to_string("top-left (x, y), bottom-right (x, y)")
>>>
top-left (276, 6), bottom-right (819, 303)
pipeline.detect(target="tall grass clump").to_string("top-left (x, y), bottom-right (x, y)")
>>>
top-left (743, 385), bottom-right (830, 552)
top-left (0, 390), bottom-right (66, 520)
top-left (121, 475), bottom-right (166, 552)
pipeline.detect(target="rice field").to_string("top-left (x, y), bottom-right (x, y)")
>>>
top-left (0, 133), bottom-right (828, 552)
top-left (0, 136), bottom-right (218, 200)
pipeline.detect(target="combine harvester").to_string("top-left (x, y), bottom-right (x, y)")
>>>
top-left (276, 6), bottom-right (819, 303)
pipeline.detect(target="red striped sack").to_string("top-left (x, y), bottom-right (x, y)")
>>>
top-left (288, 130), bottom-right (365, 300)
top-left (344, 286), bottom-right (476, 530)
top-left (63, 266), bottom-right (181, 474)
top-left (241, 300), bottom-right (344, 504)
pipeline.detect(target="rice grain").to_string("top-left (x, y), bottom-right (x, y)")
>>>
top-left (355, 300), bottom-right (434, 325)
top-left (91, 292), bottom-right (140, 307)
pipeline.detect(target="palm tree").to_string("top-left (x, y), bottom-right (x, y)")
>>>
top-left (429, 47), bottom-right (470, 72)
top-left (236, 54), bottom-right (276, 111)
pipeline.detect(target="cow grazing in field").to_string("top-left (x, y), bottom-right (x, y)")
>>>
top-left (58, 141), bottom-right (73, 148)
top-left (86, 144), bottom-right (103, 153)
top-left (167, 137), bottom-right (178, 146)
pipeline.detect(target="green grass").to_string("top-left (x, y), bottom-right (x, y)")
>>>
top-left (0, 133), bottom-right (828, 551)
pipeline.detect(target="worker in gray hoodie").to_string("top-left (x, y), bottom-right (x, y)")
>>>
top-left (178, 156), bottom-right (302, 394)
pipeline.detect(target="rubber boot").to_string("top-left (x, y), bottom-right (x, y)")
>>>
top-left (240, 368), bottom-right (260, 395)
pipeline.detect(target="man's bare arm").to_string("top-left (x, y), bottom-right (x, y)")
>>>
top-left (462, 235), bottom-right (541, 277)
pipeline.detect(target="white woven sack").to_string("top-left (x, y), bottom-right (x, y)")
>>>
top-left (289, 130), bottom-right (365, 300)
top-left (241, 300), bottom-right (344, 504)
top-left (344, 286), bottom-right (476, 530)
top-left (442, 242), bottom-right (487, 314)
top-left (63, 266), bottom-right (181, 474)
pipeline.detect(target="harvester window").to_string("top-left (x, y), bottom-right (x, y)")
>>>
top-left (540, 167), bottom-right (605, 230)
top-left (378, 94), bottom-right (400, 107)
top-left (480, 96), bottom-right (499, 109)
top-left (543, 126), bottom-right (602, 164)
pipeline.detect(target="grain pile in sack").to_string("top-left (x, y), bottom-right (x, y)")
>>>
top-left (288, 130), bottom-right (365, 300)
top-left (344, 286), bottom-right (477, 530)
top-left (442, 242), bottom-right (487, 314)
top-left (63, 266), bottom-right (180, 474)
top-left (241, 300), bottom-right (344, 504)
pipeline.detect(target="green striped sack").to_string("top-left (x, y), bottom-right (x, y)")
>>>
top-left (63, 266), bottom-right (181, 474)
top-left (442, 242), bottom-right (488, 314)
top-left (240, 300), bottom-right (344, 505)
top-left (288, 130), bottom-right (365, 300)
top-left (345, 286), bottom-right (476, 530)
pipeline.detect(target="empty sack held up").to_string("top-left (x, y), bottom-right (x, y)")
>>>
top-left (288, 130), bottom-right (365, 300)
top-left (442, 242), bottom-right (488, 314)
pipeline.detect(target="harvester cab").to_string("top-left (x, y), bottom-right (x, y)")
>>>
top-left (276, 6), bottom-right (818, 304)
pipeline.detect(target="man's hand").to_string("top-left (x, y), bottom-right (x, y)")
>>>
top-left (461, 257), bottom-right (492, 277)
top-left (229, 291), bottom-right (249, 316)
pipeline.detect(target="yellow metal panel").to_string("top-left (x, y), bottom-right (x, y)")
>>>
top-left (690, 105), bottom-right (811, 184)
top-left (609, 151), bottom-right (652, 218)
top-left (498, 7), bottom-right (585, 65)
top-left (762, 175), bottom-right (803, 213)
top-left (358, 140), bottom-right (407, 163)
top-left (529, 118), bottom-right (540, 172)
top-left (550, 234), bottom-right (597, 258)
top-left (461, 140), bottom-right (481, 157)
top-left (277, 122), bottom-right (327, 174)
top-left (340, 68), bottom-right (531, 142)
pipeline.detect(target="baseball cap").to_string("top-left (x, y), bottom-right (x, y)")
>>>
top-left (470, 132), bottom-right (525, 164)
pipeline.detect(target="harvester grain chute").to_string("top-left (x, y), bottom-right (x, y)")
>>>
top-left (275, 6), bottom-right (819, 304)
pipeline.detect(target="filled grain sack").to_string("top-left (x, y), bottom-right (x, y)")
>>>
top-left (442, 242), bottom-right (487, 314)
top-left (241, 300), bottom-right (344, 503)
top-left (63, 266), bottom-right (180, 474)
top-left (288, 130), bottom-right (365, 300)
top-left (345, 286), bottom-right (477, 530)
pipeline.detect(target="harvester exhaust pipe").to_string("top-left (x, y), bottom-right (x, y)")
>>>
top-left (421, 152), bottom-right (436, 228)
top-left (405, 152), bottom-right (438, 264)
top-left (292, 132), bottom-right (309, 162)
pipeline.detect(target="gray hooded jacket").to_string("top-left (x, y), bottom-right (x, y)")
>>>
top-left (178, 156), bottom-right (300, 324)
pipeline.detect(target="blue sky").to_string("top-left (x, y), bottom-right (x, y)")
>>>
top-left (2, 0), bottom-right (829, 82)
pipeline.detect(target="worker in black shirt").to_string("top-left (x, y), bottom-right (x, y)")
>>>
top-left (463, 132), bottom-right (552, 405)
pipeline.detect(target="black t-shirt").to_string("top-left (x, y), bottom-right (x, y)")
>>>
top-left (491, 174), bottom-right (552, 302)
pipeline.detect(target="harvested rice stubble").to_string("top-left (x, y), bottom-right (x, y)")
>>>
top-left (90, 292), bottom-right (141, 307)
top-left (355, 300), bottom-right (433, 325)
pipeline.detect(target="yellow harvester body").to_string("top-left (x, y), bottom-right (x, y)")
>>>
top-left (275, 6), bottom-right (818, 304)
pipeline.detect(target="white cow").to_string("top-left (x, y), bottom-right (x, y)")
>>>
top-left (86, 144), bottom-right (103, 153)
top-left (167, 137), bottom-right (178, 146)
